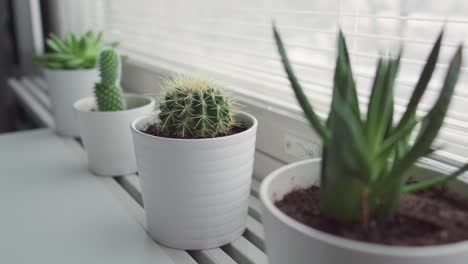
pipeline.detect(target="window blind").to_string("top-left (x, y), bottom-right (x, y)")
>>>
top-left (79, 0), bottom-right (468, 163)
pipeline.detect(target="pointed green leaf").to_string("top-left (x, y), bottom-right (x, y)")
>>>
top-left (396, 30), bottom-right (443, 130)
top-left (403, 164), bottom-right (468, 193)
top-left (378, 116), bottom-right (419, 158)
top-left (336, 30), bottom-right (361, 118)
top-left (330, 91), bottom-right (370, 174)
top-left (389, 44), bottom-right (462, 182)
top-left (366, 54), bottom-right (400, 152)
top-left (273, 24), bottom-right (330, 142)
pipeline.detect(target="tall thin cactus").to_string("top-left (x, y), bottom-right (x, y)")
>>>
top-left (94, 49), bottom-right (125, 111)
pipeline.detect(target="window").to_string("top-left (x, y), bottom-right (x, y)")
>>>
top-left (73, 0), bottom-right (468, 164)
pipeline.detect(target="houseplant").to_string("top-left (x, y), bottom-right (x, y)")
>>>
top-left (130, 76), bottom-right (258, 249)
top-left (260, 25), bottom-right (468, 264)
top-left (74, 48), bottom-right (154, 176)
top-left (36, 31), bottom-right (114, 137)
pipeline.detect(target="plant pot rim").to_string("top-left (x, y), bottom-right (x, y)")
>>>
top-left (260, 158), bottom-right (468, 257)
top-left (42, 67), bottom-right (97, 73)
top-left (74, 93), bottom-right (155, 116)
top-left (130, 111), bottom-right (257, 142)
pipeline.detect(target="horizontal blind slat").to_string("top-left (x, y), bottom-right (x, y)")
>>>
top-left (87, 0), bottom-right (468, 163)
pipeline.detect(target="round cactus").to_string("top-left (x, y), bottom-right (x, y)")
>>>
top-left (158, 76), bottom-right (237, 138)
top-left (94, 49), bottom-right (125, 111)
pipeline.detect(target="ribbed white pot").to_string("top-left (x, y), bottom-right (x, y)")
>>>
top-left (44, 68), bottom-right (98, 137)
top-left (131, 112), bottom-right (258, 250)
top-left (74, 94), bottom-right (155, 176)
top-left (260, 159), bottom-right (468, 264)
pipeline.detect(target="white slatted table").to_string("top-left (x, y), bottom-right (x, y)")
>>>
top-left (8, 77), bottom-right (268, 264)
top-left (0, 129), bottom-right (174, 264)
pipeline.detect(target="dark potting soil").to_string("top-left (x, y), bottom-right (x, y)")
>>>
top-left (142, 123), bottom-right (247, 139)
top-left (275, 185), bottom-right (468, 246)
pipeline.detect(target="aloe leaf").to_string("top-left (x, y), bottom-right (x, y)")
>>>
top-left (396, 30), bottom-right (443, 130)
top-left (388, 45), bottom-right (462, 183)
top-left (366, 59), bottom-right (387, 143)
top-left (336, 30), bottom-right (360, 118)
top-left (321, 105), bottom-right (365, 221)
top-left (330, 91), bottom-right (369, 171)
top-left (366, 55), bottom-right (400, 152)
top-left (273, 24), bottom-right (330, 142)
top-left (403, 164), bottom-right (468, 193)
top-left (377, 116), bottom-right (420, 158)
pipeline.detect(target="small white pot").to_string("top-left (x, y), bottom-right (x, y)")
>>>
top-left (131, 112), bottom-right (258, 250)
top-left (44, 68), bottom-right (98, 137)
top-left (74, 94), bottom-right (155, 176)
top-left (260, 159), bottom-right (468, 264)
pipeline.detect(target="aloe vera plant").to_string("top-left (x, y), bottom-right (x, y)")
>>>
top-left (274, 24), bottom-right (468, 225)
top-left (35, 31), bottom-right (116, 70)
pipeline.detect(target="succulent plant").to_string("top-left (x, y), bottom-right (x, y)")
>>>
top-left (274, 24), bottom-right (468, 225)
top-left (35, 31), bottom-right (117, 70)
top-left (157, 76), bottom-right (237, 138)
top-left (94, 49), bottom-right (125, 111)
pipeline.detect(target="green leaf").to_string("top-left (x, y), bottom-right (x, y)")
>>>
top-left (65, 58), bottom-right (84, 67)
top-left (70, 33), bottom-right (79, 51)
top-left (388, 44), bottom-right (462, 184)
top-left (366, 54), bottom-right (400, 152)
top-left (403, 163), bottom-right (468, 193)
top-left (396, 30), bottom-right (443, 130)
top-left (95, 32), bottom-right (103, 46)
top-left (335, 30), bottom-right (361, 118)
top-left (65, 33), bottom-right (74, 49)
top-left (377, 116), bottom-right (419, 158)
top-left (330, 91), bottom-right (370, 174)
top-left (273, 24), bottom-right (330, 142)
top-left (46, 39), bottom-right (63, 53)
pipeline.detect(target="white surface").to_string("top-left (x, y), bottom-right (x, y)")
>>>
top-left (8, 75), bottom-right (271, 263)
top-left (0, 129), bottom-right (174, 264)
top-left (74, 94), bottom-right (155, 176)
top-left (44, 68), bottom-right (98, 137)
top-left (131, 112), bottom-right (258, 250)
top-left (260, 159), bottom-right (468, 264)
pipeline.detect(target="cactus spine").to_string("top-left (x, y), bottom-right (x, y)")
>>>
top-left (158, 76), bottom-right (237, 138)
top-left (94, 49), bottom-right (125, 111)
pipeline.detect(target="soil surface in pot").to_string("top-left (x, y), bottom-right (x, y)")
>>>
top-left (142, 123), bottom-right (247, 139)
top-left (276, 185), bottom-right (468, 246)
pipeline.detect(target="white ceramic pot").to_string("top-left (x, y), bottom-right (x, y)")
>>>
top-left (260, 159), bottom-right (468, 264)
top-left (130, 112), bottom-right (258, 250)
top-left (44, 68), bottom-right (98, 137)
top-left (74, 94), bottom-right (155, 176)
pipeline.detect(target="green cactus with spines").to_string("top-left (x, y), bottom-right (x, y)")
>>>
top-left (158, 76), bottom-right (237, 138)
top-left (94, 49), bottom-right (125, 111)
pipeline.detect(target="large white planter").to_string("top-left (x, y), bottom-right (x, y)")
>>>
top-left (44, 68), bottom-right (98, 137)
top-left (74, 94), bottom-right (155, 176)
top-left (130, 112), bottom-right (258, 250)
top-left (260, 159), bottom-right (468, 264)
